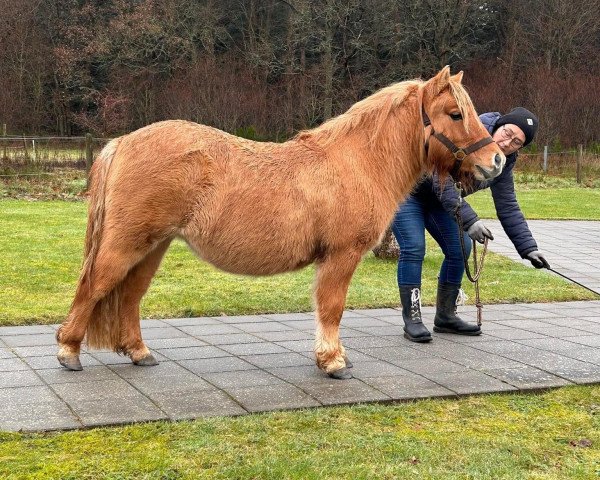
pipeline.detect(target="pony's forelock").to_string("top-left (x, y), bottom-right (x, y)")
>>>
top-left (448, 79), bottom-right (474, 133)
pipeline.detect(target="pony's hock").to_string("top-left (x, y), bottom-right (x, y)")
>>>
top-left (56, 66), bottom-right (504, 380)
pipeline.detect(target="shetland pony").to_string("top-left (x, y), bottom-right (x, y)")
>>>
top-left (57, 67), bottom-right (504, 379)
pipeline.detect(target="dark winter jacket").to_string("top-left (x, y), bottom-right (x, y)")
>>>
top-left (413, 112), bottom-right (538, 258)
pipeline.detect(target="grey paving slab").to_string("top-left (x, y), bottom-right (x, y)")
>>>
top-left (163, 317), bottom-right (222, 327)
top-left (219, 342), bottom-right (289, 356)
top-left (37, 365), bottom-right (121, 385)
top-left (232, 322), bottom-right (295, 333)
top-left (0, 347), bottom-right (16, 359)
top-left (70, 398), bottom-right (167, 428)
top-left (0, 357), bottom-right (30, 371)
top-left (482, 366), bottom-right (573, 390)
top-left (152, 388), bottom-right (246, 420)
top-left (178, 357), bottom-right (258, 375)
top-left (225, 383), bottom-right (320, 412)
top-left (296, 378), bottom-right (390, 406)
top-left (2, 333), bottom-right (58, 347)
top-left (362, 374), bottom-right (456, 400)
top-left (203, 369), bottom-right (286, 389)
top-left (0, 325), bottom-right (55, 336)
top-left (241, 352), bottom-right (315, 369)
top-left (22, 353), bottom-right (101, 370)
top-left (0, 370), bottom-right (44, 388)
top-left (0, 385), bottom-right (60, 405)
top-left (200, 333), bottom-right (262, 345)
top-left (422, 370), bottom-right (518, 395)
top-left (0, 401), bottom-right (82, 432)
top-left (155, 345), bottom-right (229, 361)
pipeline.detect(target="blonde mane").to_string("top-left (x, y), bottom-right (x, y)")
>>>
top-left (295, 80), bottom-right (423, 147)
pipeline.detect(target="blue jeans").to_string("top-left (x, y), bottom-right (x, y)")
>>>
top-left (391, 194), bottom-right (471, 287)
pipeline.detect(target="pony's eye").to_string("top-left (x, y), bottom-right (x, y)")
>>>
top-left (449, 112), bottom-right (462, 121)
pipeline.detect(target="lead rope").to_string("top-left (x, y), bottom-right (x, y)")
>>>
top-left (453, 181), bottom-right (488, 326)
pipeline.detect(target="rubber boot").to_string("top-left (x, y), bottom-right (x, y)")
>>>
top-left (400, 286), bottom-right (432, 342)
top-left (433, 282), bottom-right (481, 335)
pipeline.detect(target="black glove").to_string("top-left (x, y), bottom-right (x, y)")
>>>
top-left (466, 220), bottom-right (494, 244)
top-left (526, 250), bottom-right (550, 269)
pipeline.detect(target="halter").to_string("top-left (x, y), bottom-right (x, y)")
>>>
top-left (422, 109), bottom-right (495, 179)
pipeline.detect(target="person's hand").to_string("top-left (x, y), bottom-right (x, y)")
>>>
top-left (466, 220), bottom-right (494, 243)
top-left (526, 250), bottom-right (550, 269)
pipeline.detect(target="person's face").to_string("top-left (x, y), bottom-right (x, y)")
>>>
top-left (492, 123), bottom-right (526, 155)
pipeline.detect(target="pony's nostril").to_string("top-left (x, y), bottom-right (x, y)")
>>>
top-left (494, 153), bottom-right (503, 169)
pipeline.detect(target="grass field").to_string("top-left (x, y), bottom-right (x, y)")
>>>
top-left (467, 187), bottom-right (600, 220)
top-left (0, 199), bottom-right (595, 326)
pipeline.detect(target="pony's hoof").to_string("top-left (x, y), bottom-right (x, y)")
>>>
top-left (58, 355), bottom-right (83, 371)
top-left (343, 356), bottom-right (353, 369)
top-left (328, 367), bottom-right (353, 380)
top-left (133, 353), bottom-right (159, 367)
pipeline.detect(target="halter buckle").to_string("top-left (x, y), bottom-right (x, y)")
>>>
top-left (454, 149), bottom-right (466, 160)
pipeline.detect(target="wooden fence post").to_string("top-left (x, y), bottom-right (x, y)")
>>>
top-left (22, 134), bottom-right (29, 160)
top-left (576, 144), bottom-right (583, 184)
top-left (543, 145), bottom-right (548, 173)
top-left (85, 133), bottom-right (94, 188)
top-left (2, 124), bottom-right (6, 160)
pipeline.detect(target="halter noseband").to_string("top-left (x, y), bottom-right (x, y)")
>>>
top-left (422, 109), bottom-right (495, 179)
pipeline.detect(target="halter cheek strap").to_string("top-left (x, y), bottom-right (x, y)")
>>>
top-left (422, 109), bottom-right (495, 179)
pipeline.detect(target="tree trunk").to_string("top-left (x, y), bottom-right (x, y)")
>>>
top-left (372, 226), bottom-right (399, 259)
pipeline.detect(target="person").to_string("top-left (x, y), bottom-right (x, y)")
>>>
top-left (392, 107), bottom-right (551, 342)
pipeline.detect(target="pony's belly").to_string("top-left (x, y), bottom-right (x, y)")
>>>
top-left (186, 237), bottom-right (317, 276)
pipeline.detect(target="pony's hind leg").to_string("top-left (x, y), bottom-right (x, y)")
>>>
top-left (118, 240), bottom-right (171, 366)
top-left (313, 250), bottom-right (362, 380)
top-left (56, 241), bottom-right (151, 370)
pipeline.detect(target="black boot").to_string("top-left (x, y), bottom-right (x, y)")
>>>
top-left (433, 282), bottom-right (481, 335)
top-left (400, 286), bottom-right (432, 343)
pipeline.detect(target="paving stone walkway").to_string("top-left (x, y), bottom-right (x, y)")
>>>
top-left (2, 300), bottom-right (600, 432)
top-left (2, 219), bottom-right (598, 432)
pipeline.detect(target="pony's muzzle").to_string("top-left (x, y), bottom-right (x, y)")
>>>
top-left (475, 153), bottom-right (504, 180)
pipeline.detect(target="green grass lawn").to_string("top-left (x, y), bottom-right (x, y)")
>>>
top-left (1, 386), bottom-right (599, 479)
top-left (0, 198), bottom-right (595, 326)
top-left (468, 187), bottom-right (600, 220)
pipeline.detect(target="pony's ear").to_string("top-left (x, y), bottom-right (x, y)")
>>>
top-left (451, 71), bottom-right (464, 83)
top-left (424, 65), bottom-right (451, 98)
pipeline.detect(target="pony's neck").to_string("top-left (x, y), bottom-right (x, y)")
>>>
top-left (327, 86), bottom-right (429, 208)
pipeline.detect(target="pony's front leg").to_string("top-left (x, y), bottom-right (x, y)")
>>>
top-left (314, 251), bottom-right (361, 380)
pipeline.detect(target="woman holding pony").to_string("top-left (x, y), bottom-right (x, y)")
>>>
top-left (392, 107), bottom-right (551, 343)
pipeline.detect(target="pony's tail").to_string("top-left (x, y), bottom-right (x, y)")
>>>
top-left (79, 138), bottom-right (123, 351)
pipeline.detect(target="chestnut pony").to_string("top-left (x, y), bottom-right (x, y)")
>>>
top-left (57, 67), bottom-right (504, 379)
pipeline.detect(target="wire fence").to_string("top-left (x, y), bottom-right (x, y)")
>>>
top-left (0, 136), bottom-right (109, 177)
top-left (517, 149), bottom-right (600, 183)
top-left (1, 136), bottom-right (599, 184)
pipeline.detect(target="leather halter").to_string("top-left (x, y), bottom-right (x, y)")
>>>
top-left (422, 109), bottom-right (495, 179)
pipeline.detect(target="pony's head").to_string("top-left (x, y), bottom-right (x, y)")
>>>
top-left (421, 66), bottom-right (505, 182)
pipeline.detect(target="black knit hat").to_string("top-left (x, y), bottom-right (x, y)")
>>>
top-left (495, 107), bottom-right (539, 146)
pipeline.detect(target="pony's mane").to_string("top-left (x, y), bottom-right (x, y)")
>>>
top-left (295, 80), bottom-right (422, 147)
top-left (295, 77), bottom-right (475, 146)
